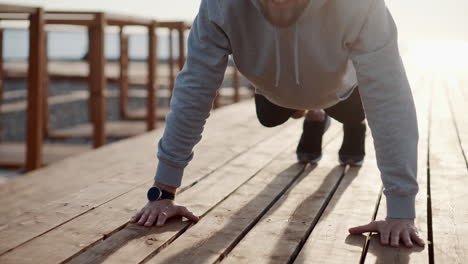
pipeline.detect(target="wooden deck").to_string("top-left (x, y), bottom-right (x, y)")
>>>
top-left (0, 143), bottom-right (91, 169)
top-left (0, 62), bottom-right (467, 263)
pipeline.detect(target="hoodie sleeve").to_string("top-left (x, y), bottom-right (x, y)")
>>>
top-left (154, 0), bottom-right (231, 188)
top-left (350, 0), bottom-right (419, 218)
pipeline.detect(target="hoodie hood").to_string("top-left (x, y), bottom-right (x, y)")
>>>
top-left (249, 0), bottom-right (328, 87)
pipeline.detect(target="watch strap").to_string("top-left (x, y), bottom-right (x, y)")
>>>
top-left (160, 189), bottom-right (175, 200)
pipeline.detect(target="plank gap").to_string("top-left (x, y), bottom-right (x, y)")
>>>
top-left (285, 164), bottom-right (348, 264)
top-left (212, 164), bottom-right (308, 264)
top-left (426, 81), bottom-right (435, 264)
top-left (64, 123), bottom-right (313, 264)
top-left (0, 178), bottom-right (149, 258)
top-left (446, 85), bottom-right (468, 170)
top-left (138, 158), bottom-right (308, 264)
top-left (176, 124), bottom-right (295, 194)
top-left (61, 127), bottom-right (296, 263)
top-left (359, 186), bottom-right (384, 264)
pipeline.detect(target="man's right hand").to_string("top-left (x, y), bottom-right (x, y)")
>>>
top-left (129, 199), bottom-right (199, 227)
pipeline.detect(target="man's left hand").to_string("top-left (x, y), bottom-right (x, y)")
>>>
top-left (348, 218), bottom-right (425, 248)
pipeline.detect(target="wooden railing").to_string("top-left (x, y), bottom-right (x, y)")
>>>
top-left (0, 5), bottom-right (46, 171)
top-left (43, 11), bottom-right (159, 144)
top-left (0, 4), bottom-right (246, 172)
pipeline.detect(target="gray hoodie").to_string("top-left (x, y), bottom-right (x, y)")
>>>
top-left (155, 0), bottom-right (419, 219)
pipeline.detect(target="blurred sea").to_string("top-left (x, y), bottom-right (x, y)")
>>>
top-left (3, 29), bottom-right (181, 61)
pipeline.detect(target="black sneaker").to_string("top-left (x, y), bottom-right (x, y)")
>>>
top-left (338, 122), bottom-right (366, 166)
top-left (296, 115), bottom-right (331, 164)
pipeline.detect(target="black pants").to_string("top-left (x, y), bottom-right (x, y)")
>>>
top-left (255, 87), bottom-right (365, 127)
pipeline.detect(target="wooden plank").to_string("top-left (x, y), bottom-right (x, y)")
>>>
top-left (0, 100), bottom-right (256, 217)
top-left (0, 119), bottom-right (304, 263)
top-left (0, 29), bottom-right (3, 142)
top-left (123, 108), bottom-right (170, 122)
top-left (168, 29), bottom-right (175, 101)
top-left (429, 79), bottom-right (468, 263)
top-left (232, 67), bottom-right (240, 103)
top-left (162, 129), bottom-right (344, 264)
top-left (447, 79), bottom-right (468, 166)
top-left (0, 143), bottom-right (91, 166)
top-left (0, 14), bottom-right (29, 20)
top-left (118, 27), bottom-right (129, 119)
top-left (46, 11), bottom-right (99, 15)
top-left (0, 89), bottom-right (173, 114)
top-left (213, 90), bottom-right (221, 109)
top-left (88, 13), bottom-right (106, 148)
top-left (48, 121), bottom-right (160, 139)
top-left (0, 101), bottom-right (284, 256)
top-left (69, 119), bottom-right (335, 264)
top-left (44, 12), bottom-right (95, 26)
top-left (4, 60), bottom-right (231, 87)
top-left (364, 78), bottom-right (431, 263)
top-left (45, 19), bottom-right (93, 26)
top-left (177, 23), bottom-right (186, 71)
top-left (158, 21), bottom-right (186, 29)
top-left (106, 13), bottom-right (153, 26)
top-left (293, 128), bottom-right (382, 263)
top-left (0, 4), bottom-right (37, 13)
top-left (25, 8), bottom-right (45, 171)
top-left (42, 30), bottom-right (49, 137)
top-left (146, 22), bottom-right (157, 131)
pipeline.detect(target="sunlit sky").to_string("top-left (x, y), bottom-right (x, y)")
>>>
top-left (2, 0), bottom-right (467, 41)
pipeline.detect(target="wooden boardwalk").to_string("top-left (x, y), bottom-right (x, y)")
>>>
top-left (0, 61), bottom-right (467, 263)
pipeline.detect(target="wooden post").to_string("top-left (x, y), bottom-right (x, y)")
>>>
top-left (146, 21), bottom-right (157, 131)
top-left (233, 66), bottom-right (240, 103)
top-left (168, 28), bottom-right (175, 102)
top-left (42, 30), bottom-right (49, 137)
top-left (25, 8), bottom-right (45, 171)
top-left (0, 29), bottom-right (3, 142)
top-left (119, 26), bottom-right (129, 118)
top-left (213, 91), bottom-right (220, 109)
top-left (177, 22), bottom-right (185, 71)
top-left (88, 13), bottom-right (106, 148)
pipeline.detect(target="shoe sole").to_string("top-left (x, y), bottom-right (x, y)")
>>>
top-left (339, 158), bottom-right (364, 167)
top-left (298, 154), bottom-right (322, 164)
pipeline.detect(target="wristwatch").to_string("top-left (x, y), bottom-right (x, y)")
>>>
top-left (147, 186), bottom-right (175, 201)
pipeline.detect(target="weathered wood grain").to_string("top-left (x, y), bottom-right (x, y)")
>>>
top-left (221, 136), bottom-right (345, 264)
top-left (0, 101), bottom-right (281, 255)
top-left (364, 80), bottom-right (431, 263)
top-left (429, 79), bottom-right (468, 263)
top-left (293, 129), bottom-right (382, 263)
top-left (0, 119), bottom-right (303, 263)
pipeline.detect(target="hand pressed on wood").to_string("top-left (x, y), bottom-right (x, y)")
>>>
top-left (349, 218), bottom-right (425, 248)
top-left (129, 199), bottom-right (199, 227)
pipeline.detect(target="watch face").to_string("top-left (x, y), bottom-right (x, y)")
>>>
top-left (147, 186), bottom-right (162, 201)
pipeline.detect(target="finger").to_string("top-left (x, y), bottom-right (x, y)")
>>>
top-left (156, 212), bottom-right (168, 227)
top-left (348, 222), bottom-right (378, 234)
top-left (390, 230), bottom-right (401, 247)
top-left (178, 206), bottom-right (200, 222)
top-left (410, 231), bottom-right (426, 247)
top-left (380, 229), bottom-right (390, 246)
top-left (401, 230), bottom-right (413, 248)
top-left (130, 210), bottom-right (144, 223)
top-left (137, 211), bottom-right (150, 226)
top-left (144, 213), bottom-right (157, 227)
